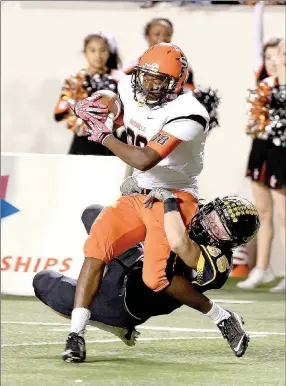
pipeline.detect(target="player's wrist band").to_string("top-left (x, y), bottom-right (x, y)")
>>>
top-left (164, 198), bottom-right (179, 214)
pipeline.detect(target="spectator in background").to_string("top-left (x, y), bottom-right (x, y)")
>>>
top-left (54, 33), bottom-right (124, 155)
top-left (237, 29), bottom-right (286, 293)
top-left (123, 18), bottom-right (195, 90)
top-left (231, 2), bottom-right (281, 279)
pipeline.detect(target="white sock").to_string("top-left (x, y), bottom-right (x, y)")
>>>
top-left (70, 308), bottom-right (91, 336)
top-left (204, 302), bottom-right (231, 325)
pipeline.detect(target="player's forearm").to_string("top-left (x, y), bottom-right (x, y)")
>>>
top-left (103, 135), bottom-right (161, 171)
top-left (164, 211), bottom-right (188, 251)
top-left (163, 200), bottom-right (200, 268)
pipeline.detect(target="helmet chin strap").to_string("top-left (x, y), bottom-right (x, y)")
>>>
top-left (136, 92), bottom-right (161, 107)
top-left (137, 96), bottom-right (146, 107)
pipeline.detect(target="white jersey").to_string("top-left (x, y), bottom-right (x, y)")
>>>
top-left (118, 76), bottom-right (209, 199)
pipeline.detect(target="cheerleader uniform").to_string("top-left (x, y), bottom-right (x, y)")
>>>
top-left (246, 2), bottom-right (285, 189)
top-left (54, 69), bottom-right (124, 155)
top-left (246, 77), bottom-right (286, 190)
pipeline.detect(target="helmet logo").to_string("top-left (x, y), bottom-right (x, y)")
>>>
top-left (178, 56), bottom-right (188, 68)
top-left (143, 63), bottom-right (159, 73)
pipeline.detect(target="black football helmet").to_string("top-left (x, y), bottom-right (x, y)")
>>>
top-left (190, 196), bottom-right (260, 250)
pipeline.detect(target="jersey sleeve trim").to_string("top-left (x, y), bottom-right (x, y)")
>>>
top-left (191, 245), bottom-right (217, 287)
top-left (165, 114), bottom-right (208, 131)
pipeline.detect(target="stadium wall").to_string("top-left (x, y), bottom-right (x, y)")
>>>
top-left (1, 154), bottom-right (127, 295)
top-left (1, 153), bottom-right (284, 296)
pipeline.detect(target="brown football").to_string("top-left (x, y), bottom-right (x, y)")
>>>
top-left (92, 89), bottom-right (121, 120)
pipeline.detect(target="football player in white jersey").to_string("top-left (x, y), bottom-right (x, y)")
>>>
top-left (63, 43), bottom-right (210, 362)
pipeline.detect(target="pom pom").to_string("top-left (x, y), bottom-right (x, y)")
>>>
top-left (245, 81), bottom-right (272, 138)
top-left (193, 86), bottom-right (221, 132)
top-left (266, 85), bottom-right (286, 147)
top-left (83, 73), bottom-right (117, 97)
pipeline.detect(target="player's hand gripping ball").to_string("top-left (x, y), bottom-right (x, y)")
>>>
top-left (73, 90), bottom-right (121, 144)
top-left (92, 89), bottom-right (121, 121)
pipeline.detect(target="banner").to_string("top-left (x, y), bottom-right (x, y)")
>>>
top-left (1, 154), bottom-right (127, 296)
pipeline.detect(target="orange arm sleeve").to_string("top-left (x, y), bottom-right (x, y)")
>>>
top-left (147, 130), bottom-right (182, 159)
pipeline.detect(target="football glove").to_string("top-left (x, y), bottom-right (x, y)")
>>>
top-left (144, 188), bottom-right (177, 208)
top-left (120, 176), bottom-right (142, 196)
top-left (73, 95), bottom-right (113, 145)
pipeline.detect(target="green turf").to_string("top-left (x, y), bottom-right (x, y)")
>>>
top-left (1, 279), bottom-right (285, 386)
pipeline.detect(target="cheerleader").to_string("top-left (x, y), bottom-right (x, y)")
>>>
top-left (238, 37), bottom-right (286, 292)
top-left (54, 33), bottom-right (124, 155)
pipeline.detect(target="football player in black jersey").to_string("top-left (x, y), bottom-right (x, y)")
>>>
top-left (33, 180), bottom-right (260, 363)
